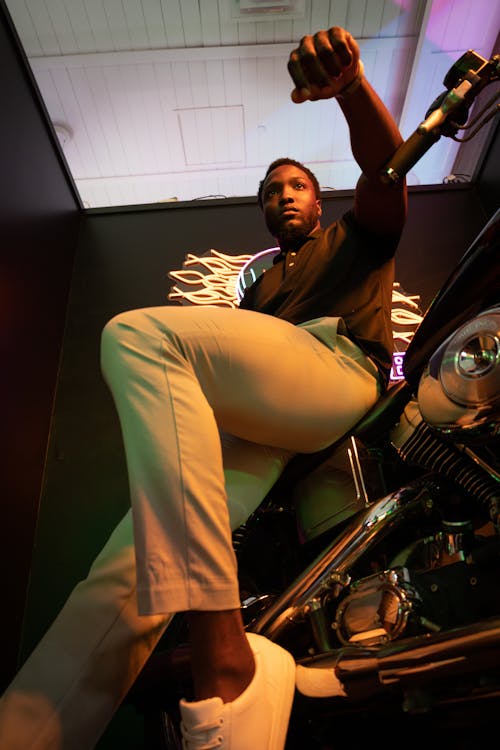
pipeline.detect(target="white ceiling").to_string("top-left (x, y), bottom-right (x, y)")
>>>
top-left (5, 0), bottom-right (500, 208)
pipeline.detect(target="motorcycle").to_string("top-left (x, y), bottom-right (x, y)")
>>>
top-left (128, 49), bottom-right (500, 748)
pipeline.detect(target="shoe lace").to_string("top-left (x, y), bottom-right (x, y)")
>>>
top-left (181, 716), bottom-right (224, 749)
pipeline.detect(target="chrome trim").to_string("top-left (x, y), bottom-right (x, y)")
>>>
top-left (252, 477), bottom-right (434, 642)
top-left (347, 436), bottom-right (370, 507)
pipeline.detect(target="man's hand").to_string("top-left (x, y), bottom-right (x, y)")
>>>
top-left (287, 25), bottom-right (407, 235)
top-left (288, 27), bottom-right (362, 103)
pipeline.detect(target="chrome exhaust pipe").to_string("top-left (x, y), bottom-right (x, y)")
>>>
top-left (336, 616), bottom-right (500, 700)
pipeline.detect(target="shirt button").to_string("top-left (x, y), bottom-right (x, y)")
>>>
top-left (289, 262), bottom-right (295, 267)
top-left (291, 252), bottom-right (296, 256)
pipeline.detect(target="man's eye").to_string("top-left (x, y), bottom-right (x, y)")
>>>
top-left (295, 182), bottom-right (305, 190)
top-left (266, 188), bottom-right (277, 197)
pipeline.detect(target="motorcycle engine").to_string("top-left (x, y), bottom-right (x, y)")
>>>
top-left (418, 306), bottom-right (500, 441)
top-left (332, 525), bottom-right (500, 647)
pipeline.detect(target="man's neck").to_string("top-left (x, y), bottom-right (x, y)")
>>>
top-left (278, 228), bottom-right (319, 253)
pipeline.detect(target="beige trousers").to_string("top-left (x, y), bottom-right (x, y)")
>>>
top-left (0, 306), bottom-right (380, 749)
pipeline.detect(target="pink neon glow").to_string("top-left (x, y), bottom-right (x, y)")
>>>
top-left (390, 351), bottom-right (406, 382)
top-left (236, 247), bottom-right (280, 300)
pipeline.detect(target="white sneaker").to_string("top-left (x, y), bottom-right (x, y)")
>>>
top-left (179, 633), bottom-right (295, 749)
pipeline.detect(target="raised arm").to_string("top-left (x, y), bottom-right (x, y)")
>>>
top-left (287, 27), bottom-right (407, 236)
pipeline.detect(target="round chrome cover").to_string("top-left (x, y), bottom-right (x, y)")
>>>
top-left (440, 309), bottom-right (500, 407)
top-left (418, 307), bottom-right (500, 437)
top-left (333, 568), bottom-right (416, 646)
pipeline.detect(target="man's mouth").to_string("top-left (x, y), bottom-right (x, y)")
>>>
top-left (280, 208), bottom-right (299, 217)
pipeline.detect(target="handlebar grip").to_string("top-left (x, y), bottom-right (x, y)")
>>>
top-left (380, 128), bottom-right (441, 186)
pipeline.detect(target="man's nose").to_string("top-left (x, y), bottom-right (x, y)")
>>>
top-left (279, 190), bottom-right (294, 205)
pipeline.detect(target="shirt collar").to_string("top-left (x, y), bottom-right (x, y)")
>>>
top-left (272, 228), bottom-right (322, 264)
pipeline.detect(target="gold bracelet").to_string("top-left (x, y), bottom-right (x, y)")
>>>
top-left (336, 60), bottom-right (365, 101)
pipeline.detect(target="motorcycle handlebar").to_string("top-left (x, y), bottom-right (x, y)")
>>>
top-left (380, 50), bottom-right (499, 186)
top-left (380, 128), bottom-right (441, 186)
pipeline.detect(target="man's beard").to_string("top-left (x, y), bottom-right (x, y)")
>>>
top-left (274, 223), bottom-right (311, 250)
top-left (268, 208), bottom-right (319, 251)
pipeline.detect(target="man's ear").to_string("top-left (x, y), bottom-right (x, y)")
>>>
top-left (317, 200), bottom-right (322, 218)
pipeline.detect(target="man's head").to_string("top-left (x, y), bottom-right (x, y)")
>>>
top-left (258, 158), bottom-right (322, 250)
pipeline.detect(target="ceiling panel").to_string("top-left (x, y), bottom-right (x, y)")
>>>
top-left (5, 0), bottom-right (500, 208)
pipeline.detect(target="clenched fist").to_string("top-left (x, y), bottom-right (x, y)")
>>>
top-left (288, 27), bottom-right (362, 103)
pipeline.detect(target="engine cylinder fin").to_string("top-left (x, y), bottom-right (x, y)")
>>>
top-left (397, 421), bottom-right (500, 517)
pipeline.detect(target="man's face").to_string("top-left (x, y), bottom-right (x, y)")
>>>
top-left (261, 164), bottom-right (322, 249)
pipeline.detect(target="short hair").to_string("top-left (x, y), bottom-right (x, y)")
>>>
top-left (257, 158), bottom-right (321, 208)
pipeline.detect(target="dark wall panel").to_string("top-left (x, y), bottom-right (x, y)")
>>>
top-left (0, 2), bottom-right (81, 688)
top-left (396, 185), bottom-right (489, 305)
top-left (476, 119), bottom-right (500, 218)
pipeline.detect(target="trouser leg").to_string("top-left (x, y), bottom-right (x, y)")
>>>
top-left (0, 436), bottom-right (292, 750)
top-left (100, 306), bottom-right (379, 616)
top-left (0, 512), bottom-right (168, 750)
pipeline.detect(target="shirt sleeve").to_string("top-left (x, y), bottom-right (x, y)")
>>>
top-left (342, 209), bottom-right (402, 261)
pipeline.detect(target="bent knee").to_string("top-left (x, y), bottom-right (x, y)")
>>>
top-left (100, 309), bottom-right (148, 379)
top-left (101, 312), bottom-right (126, 370)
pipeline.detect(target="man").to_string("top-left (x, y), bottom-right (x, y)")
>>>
top-left (0, 26), bottom-right (406, 750)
